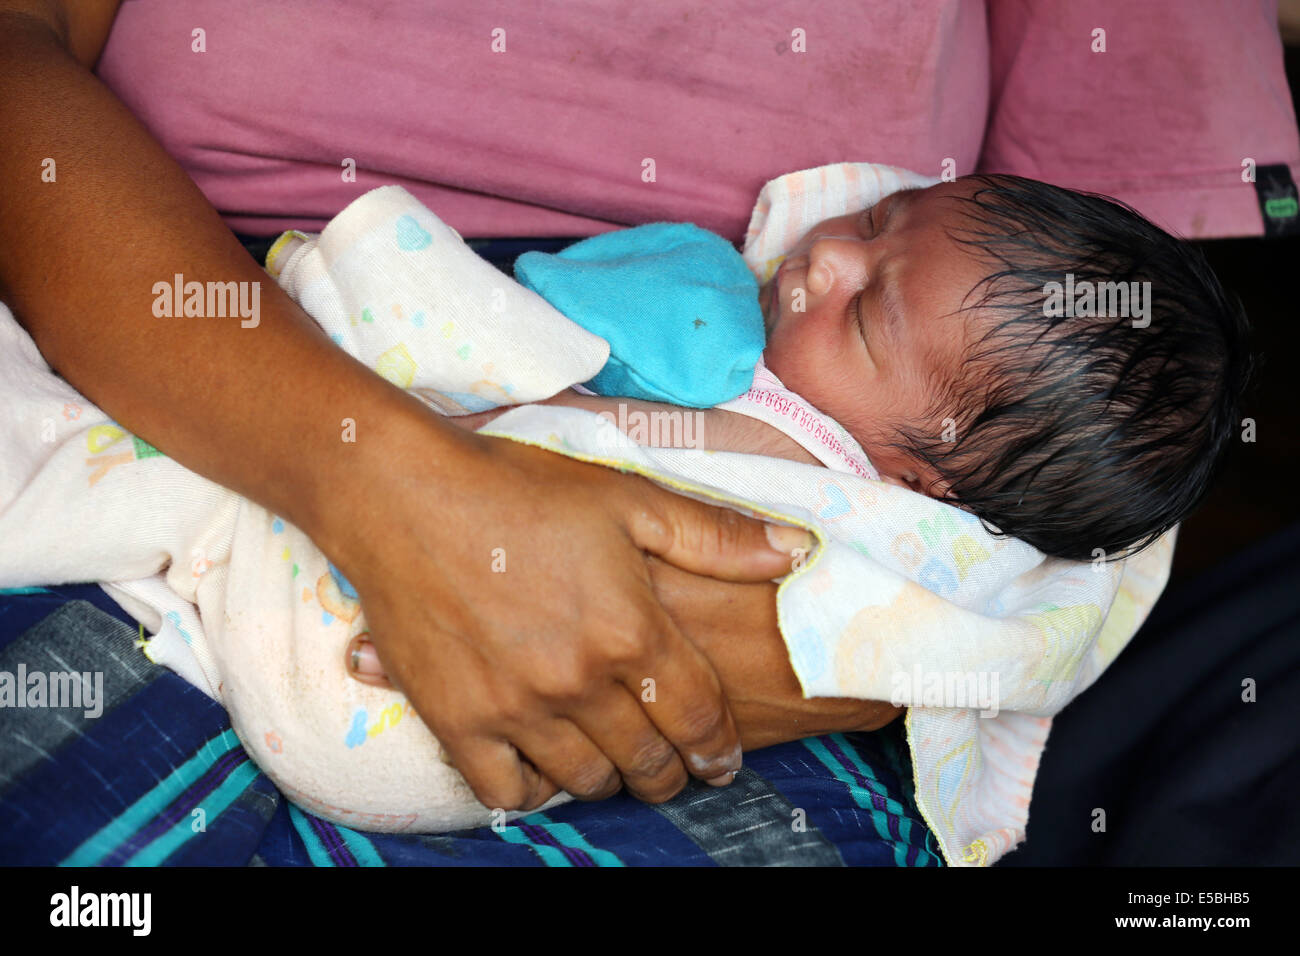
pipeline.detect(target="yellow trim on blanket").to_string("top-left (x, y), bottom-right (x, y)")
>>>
top-left (903, 707), bottom-right (954, 868)
top-left (136, 621), bottom-right (162, 664)
top-left (265, 230), bottom-right (313, 278)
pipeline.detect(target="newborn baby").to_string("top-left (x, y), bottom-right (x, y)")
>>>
top-left (469, 175), bottom-right (1251, 563)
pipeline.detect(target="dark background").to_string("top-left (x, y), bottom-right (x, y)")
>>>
top-left (1000, 43), bottom-right (1300, 866)
top-left (1170, 44), bottom-right (1300, 584)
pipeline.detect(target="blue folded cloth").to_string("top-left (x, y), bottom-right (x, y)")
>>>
top-left (514, 222), bottom-right (765, 407)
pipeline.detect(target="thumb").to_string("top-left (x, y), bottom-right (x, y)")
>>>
top-left (627, 485), bottom-right (816, 582)
top-left (345, 634), bottom-right (393, 687)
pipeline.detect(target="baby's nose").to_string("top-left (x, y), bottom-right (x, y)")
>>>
top-left (806, 237), bottom-right (868, 296)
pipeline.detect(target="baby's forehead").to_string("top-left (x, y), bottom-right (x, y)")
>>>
top-left (889, 185), bottom-right (1005, 377)
top-left (862, 181), bottom-right (972, 223)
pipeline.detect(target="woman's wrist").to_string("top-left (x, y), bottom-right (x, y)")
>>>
top-left (0, 17), bottom-right (474, 564)
top-left (299, 382), bottom-right (488, 588)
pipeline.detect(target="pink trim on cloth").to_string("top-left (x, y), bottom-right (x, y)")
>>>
top-left (718, 358), bottom-right (879, 480)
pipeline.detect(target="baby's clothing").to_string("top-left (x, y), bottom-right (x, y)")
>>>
top-left (0, 165), bottom-right (1176, 866)
top-left (514, 222), bottom-right (765, 408)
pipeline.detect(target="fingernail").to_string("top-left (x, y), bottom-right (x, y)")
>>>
top-left (765, 523), bottom-right (814, 557)
top-left (687, 748), bottom-right (742, 777)
top-left (347, 635), bottom-right (383, 676)
top-left (706, 771), bottom-right (738, 787)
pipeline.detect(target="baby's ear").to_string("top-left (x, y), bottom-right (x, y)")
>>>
top-left (925, 474), bottom-right (954, 500)
top-left (877, 469), bottom-right (953, 500)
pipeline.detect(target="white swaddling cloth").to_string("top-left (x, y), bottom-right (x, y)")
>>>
top-left (0, 167), bottom-right (1173, 865)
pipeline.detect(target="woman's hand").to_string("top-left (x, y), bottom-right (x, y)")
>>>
top-left (327, 398), bottom-right (815, 811)
top-left (347, 428), bottom-right (902, 762)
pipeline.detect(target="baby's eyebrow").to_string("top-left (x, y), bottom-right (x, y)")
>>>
top-left (880, 266), bottom-right (906, 340)
top-left (882, 186), bottom-right (921, 224)
top-left (875, 190), bottom-right (918, 336)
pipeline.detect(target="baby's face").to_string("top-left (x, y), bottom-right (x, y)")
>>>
top-left (758, 179), bottom-right (990, 491)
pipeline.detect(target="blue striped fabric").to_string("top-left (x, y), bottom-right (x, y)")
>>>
top-left (0, 584), bottom-right (939, 867)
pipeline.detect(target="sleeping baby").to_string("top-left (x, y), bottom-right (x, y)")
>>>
top-left (440, 173), bottom-right (1249, 562)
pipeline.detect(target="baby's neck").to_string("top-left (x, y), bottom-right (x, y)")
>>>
top-left (704, 408), bottom-right (824, 465)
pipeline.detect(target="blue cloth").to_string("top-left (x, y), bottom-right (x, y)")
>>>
top-left (0, 584), bottom-right (941, 867)
top-left (514, 223), bottom-right (765, 407)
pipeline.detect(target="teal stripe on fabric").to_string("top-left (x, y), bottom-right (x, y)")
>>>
top-left (337, 824), bottom-right (386, 867)
top-left (61, 728), bottom-right (242, 866)
top-left (495, 820), bottom-right (572, 866)
top-left (827, 733), bottom-right (919, 847)
top-left (874, 729), bottom-right (943, 866)
top-left (833, 731), bottom-right (941, 867)
top-left (802, 735), bottom-right (911, 867)
top-left (125, 760), bottom-right (261, 865)
top-left (517, 812), bottom-right (625, 867)
top-left (288, 804), bottom-right (335, 867)
top-left (0, 586), bottom-right (53, 594)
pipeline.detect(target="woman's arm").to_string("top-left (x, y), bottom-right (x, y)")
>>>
top-left (646, 558), bottom-right (902, 751)
top-left (0, 2), bottom-right (812, 811)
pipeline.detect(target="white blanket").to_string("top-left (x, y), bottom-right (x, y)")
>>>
top-left (0, 167), bottom-right (1173, 865)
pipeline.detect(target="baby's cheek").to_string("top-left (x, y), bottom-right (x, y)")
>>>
top-left (760, 334), bottom-right (795, 385)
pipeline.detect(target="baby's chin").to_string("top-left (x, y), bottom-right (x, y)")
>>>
top-left (760, 343), bottom-right (810, 401)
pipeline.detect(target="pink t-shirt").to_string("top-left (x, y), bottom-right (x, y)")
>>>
top-left (95, 0), bottom-right (1298, 241)
top-left (979, 0), bottom-right (1300, 240)
top-left (96, 0), bottom-right (989, 239)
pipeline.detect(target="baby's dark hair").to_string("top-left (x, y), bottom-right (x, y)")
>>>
top-left (893, 173), bottom-right (1253, 562)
